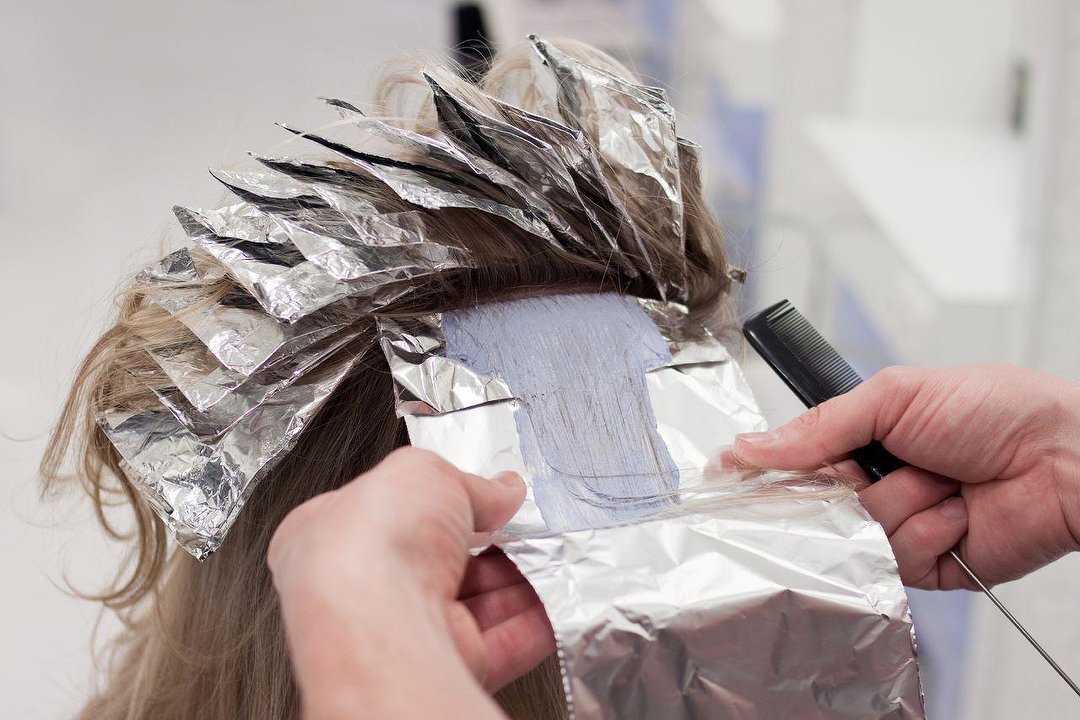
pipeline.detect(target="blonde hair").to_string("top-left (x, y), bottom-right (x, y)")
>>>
top-left (41, 40), bottom-right (739, 720)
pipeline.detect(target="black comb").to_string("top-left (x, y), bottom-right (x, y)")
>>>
top-left (742, 298), bottom-right (1080, 698)
top-left (742, 299), bottom-right (904, 481)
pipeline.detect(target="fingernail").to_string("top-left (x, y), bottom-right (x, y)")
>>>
top-left (490, 471), bottom-right (522, 489)
top-left (939, 496), bottom-right (968, 520)
top-left (713, 445), bottom-right (736, 467)
top-left (735, 430), bottom-right (782, 448)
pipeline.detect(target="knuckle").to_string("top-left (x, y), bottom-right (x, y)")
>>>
top-left (874, 365), bottom-right (909, 392)
top-left (382, 446), bottom-right (457, 477)
top-left (896, 559), bottom-right (929, 588)
top-left (267, 497), bottom-right (320, 570)
top-left (792, 404), bottom-right (824, 435)
top-left (904, 514), bottom-right (938, 549)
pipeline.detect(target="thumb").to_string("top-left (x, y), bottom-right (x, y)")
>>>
top-left (733, 368), bottom-right (918, 469)
top-left (460, 471), bottom-right (527, 532)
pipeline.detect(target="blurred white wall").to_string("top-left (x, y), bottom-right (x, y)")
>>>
top-left (849, 0), bottom-right (1015, 126)
top-left (961, 1), bottom-right (1080, 716)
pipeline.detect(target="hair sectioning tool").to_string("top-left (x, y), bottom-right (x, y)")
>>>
top-left (743, 299), bottom-right (1080, 699)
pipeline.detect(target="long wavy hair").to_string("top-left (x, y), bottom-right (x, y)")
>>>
top-left (41, 39), bottom-right (739, 720)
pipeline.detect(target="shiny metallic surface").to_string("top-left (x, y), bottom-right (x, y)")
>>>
top-left (378, 317), bottom-right (513, 417)
top-left (382, 300), bottom-right (767, 490)
top-left (140, 332), bottom-right (365, 441)
top-left (529, 35), bottom-right (687, 299)
top-left (101, 344), bottom-right (361, 559)
top-left (501, 490), bottom-right (924, 720)
top-left (382, 300), bottom-right (923, 719)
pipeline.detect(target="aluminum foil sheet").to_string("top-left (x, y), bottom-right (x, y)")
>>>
top-left (528, 36), bottom-right (686, 298)
top-left (380, 294), bottom-right (924, 718)
top-left (501, 490), bottom-right (924, 720)
top-left (379, 298), bottom-right (768, 536)
top-left (273, 126), bottom-right (562, 252)
top-left (139, 332), bottom-right (364, 441)
top-left (102, 341), bottom-right (362, 559)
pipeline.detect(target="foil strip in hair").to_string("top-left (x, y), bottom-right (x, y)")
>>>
top-left (138, 330), bottom-right (365, 441)
top-left (486, 94), bottom-right (643, 264)
top-left (422, 74), bottom-right (629, 273)
top-left (379, 294), bottom-right (923, 718)
top-left (275, 125), bottom-right (562, 249)
top-left (138, 248), bottom-right (356, 397)
top-left (378, 315), bottom-right (512, 417)
top-left (378, 297), bottom-right (766, 536)
top-left (101, 342), bottom-right (362, 559)
top-left (529, 35), bottom-right (686, 298)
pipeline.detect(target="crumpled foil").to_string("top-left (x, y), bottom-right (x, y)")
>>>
top-left (101, 340), bottom-right (363, 559)
top-left (529, 36), bottom-right (687, 299)
top-left (97, 35), bottom-right (743, 560)
top-left (502, 490), bottom-right (924, 720)
top-left (380, 297), bottom-right (924, 719)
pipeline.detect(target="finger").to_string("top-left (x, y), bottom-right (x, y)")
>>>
top-left (857, 467), bottom-right (959, 535)
top-left (888, 496), bottom-right (969, 589)
top-left (820, 458), bottom-right (871, 489)
top-left (446, 601), bottom-right (488, 684)
top-left (459, 550), bottom-right (525, 599)
top-left (459, 471), bottom-right (527, 532)
top-left (481, 602), bottom-right (556, 692)
top-left (463, 581), bottom-right (543, 632)
top-left (935, 538), bottom-right (981, 591)
top-left (375, 448), bottom-right (526, 532)
top-left (733, 367), bottom-right (923, 470)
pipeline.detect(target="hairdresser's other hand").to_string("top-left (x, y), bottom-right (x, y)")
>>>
top-left (733, 365), bottom-right (1080, 590)
top-left (268, 448), bottom-right (554, 720)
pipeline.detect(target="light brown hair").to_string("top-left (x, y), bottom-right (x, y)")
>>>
top-left (41, 39), bottom-right (738, 720)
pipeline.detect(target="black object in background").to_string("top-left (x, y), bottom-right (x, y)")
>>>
top-left (452, 3), bottom-right (494, 83)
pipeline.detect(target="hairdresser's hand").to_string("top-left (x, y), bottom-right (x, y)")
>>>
top-left (733, 365), bottom-right (1080, 590)
top-left (268, 448), bottom-right (554, 720)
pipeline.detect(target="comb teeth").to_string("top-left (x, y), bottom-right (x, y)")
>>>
top-left (743, 300), bottom-right (863, 407)
top-left (743, 299), bottom-right (907, 481)
top-left (767, 303), bottom-right (862, 395)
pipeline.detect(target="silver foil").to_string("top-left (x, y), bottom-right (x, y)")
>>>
top-left (502, 490), bottom-right (924, 719)
top-left (380, 298), bottom-right (924, 719)
top-left (379, 302), bottom-right (767, 537)
top-left (101, 343), bottom-right (361, 559)
top-left (529, 36), bottom-right (687, 298)
top-left (140, 331), bottom-right (364, 441)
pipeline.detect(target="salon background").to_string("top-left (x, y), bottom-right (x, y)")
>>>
top-left (3, 1), bottom-right (1080, 717)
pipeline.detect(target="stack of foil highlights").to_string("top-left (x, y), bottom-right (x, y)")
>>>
top-left (382, 293), bottom-right (925, 719)
top-left (98, 36), bottom-right (710, 559)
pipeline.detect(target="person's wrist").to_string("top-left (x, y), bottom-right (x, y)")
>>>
top-left (280, 548), bottom-right (445, 706)
top-left (292, 584), bottom-right (463, 719)
top-left (1045, 376), bottom-right (1080, 553)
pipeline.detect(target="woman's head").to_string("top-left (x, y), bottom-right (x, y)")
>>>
top-left (41, 38), bottom-right (737, 719)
